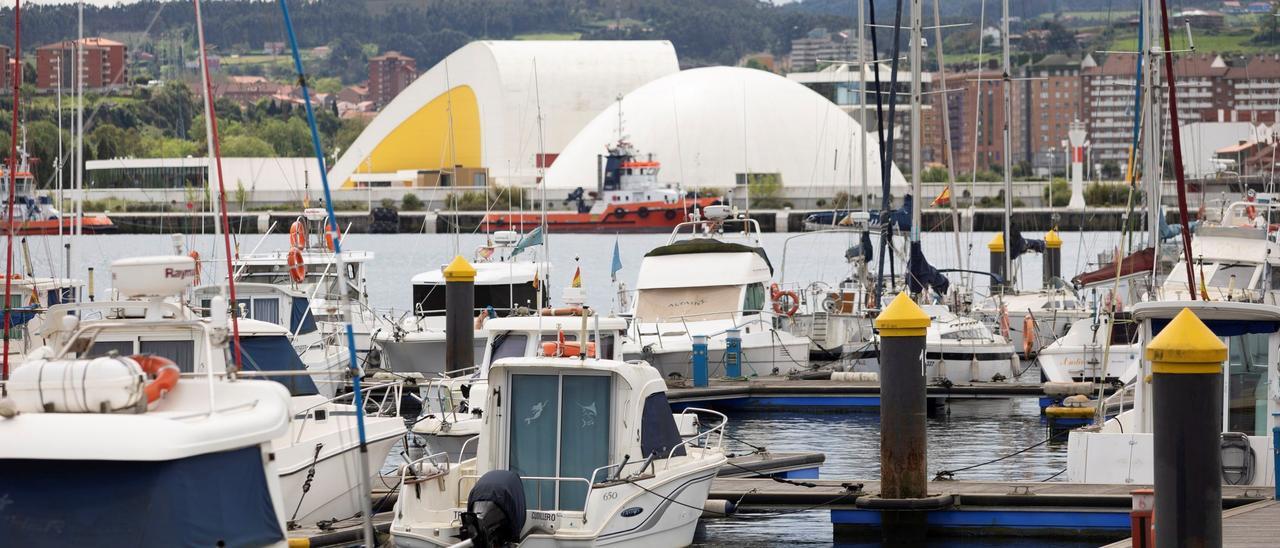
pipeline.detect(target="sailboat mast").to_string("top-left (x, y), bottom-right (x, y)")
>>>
top-left (1143, 0), bottom-right (1161, 259)
top-left (909, 0), bottom-right (922, 245)
top-left (1157, 0), bottom-right (1197, 297)
top-left (858, 0), bottom-right (869, 211)
top-left (1000, 0), bottom-right (1014, 290)
top-left (2, 0), bottom-right (21, 380)
top-left (932, 0), bottom-right (965, 282)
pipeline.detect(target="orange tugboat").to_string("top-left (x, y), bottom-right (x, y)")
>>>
top-left (1, 147), bottom-right (114, 235)
top-left (482, 140), bottom-right (719, 233)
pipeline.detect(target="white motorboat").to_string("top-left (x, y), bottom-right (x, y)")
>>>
top-left (18, 255), bottom-right (406, 528)
top-left (372, 230), bottom-right (549, 376)
top-left (1037, 312), bottom-right (1140, 384)
top-left (1066, 300), bottom-right (1278, 486)
top-left (857, 303), bottom-right (1021, 385)
top-left (411, 311), bottom-right (629, 462)
top-left (975, 288), bottom-right (1090, 357)
top-left (391, 350), bottom-right (727, 547)
top-left (622, 209), bottom-right (812, 378)
top-left (1160, 199), bottom-right (1280, 303)
top-left (1, 362), bottom-right (294, 546)
top-left (233, 209), bottom-right (381, 356)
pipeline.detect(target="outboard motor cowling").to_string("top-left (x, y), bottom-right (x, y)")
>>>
top-left (461, 470), bottom-right (527, 547)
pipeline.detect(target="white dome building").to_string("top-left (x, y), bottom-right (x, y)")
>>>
top-left (542, 66), bottom-right (906, 200)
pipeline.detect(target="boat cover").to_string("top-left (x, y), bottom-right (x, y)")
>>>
top-left (239, 335), bottom-right (320, 396)
top-left (467, 470), bottom-right (527, 541)
top-left (646, 239), bottom-right (773, 275)
top-left (289, 296), bottom-right (317, 335)
top-left (908, 242), bottom-right (950, 296)
top-left (641, 392), bottom-right (687, 459)
top-left (1071, 247), bottom-right (1156, 288)
top-left (0, 446), bottom-right (284, 547)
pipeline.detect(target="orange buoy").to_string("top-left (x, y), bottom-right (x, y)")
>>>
top-left (324, 220), bottom-right (340, 250)
top-left (772, 290), bottom-right (800, 317)
top-left (287, 247), bottom-right (306, 283)
top-left (132, 354), bottom-right (180, 404)
top-left (1023, 314), bottom-right (1037, 356)
top-left (289, 219), bottom-right (308, 248)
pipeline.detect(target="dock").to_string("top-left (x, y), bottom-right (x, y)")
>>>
top-left (667, 377), bottom-right (1050, 412)
top-left (1101, 499), bottom-right (1280, 548)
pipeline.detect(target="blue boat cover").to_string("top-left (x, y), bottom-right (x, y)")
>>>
top-left (239, 335), bottom-right (320, 396)
top-left (289, 296), bottom-right (317, 335)
top-left (640, 392), bottom-right (687, 459)
top-left (908, 241), bottom-right (950, 297)
top-left (845, 230), bottom-right (874, 263)
top-left (468, 470), bottom-right (527, 541)
top-left (1009, 226), bottom-right (1046, 260)
top-left (0, 446), bottom-right (284, 548)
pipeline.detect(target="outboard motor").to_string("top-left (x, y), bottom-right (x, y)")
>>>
top-left (460, 470), bottom-right (527, 548)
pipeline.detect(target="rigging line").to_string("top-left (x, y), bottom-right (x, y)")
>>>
top-left (276, 1), bottom-right (376, 546)
top-left (2, 0), bottom-right (20, 381)
top-left (931, 0), bottom-right (966, 286)
top-left (193, 0), bottom-right (243, 372)
top-left (871, 0), bottom-right (906, 307)
top-left (1157, 0), bottom-right (1197, 299)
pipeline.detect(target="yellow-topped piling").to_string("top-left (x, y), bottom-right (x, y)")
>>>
top-left (875, 292), bottom-right (931, 337)
top-left (1044, 228), bottom-right (1062, 249)
top-left (443, 255), bottom-right (477, 282)
top-left (987, 232), bottom-right (1005, 252)
top-left (1145, 308), bottom-right (1227, 374)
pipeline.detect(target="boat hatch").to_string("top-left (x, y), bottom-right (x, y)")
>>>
top-left (508, 372), bottom-right (612, 511)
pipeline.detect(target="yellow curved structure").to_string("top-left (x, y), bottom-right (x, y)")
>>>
top-left (349, 85), bottom-right (481, 186)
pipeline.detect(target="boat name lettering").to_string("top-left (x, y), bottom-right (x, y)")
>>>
top-left (667, 298), bottom-right (706, 308)
top-left (531, 511), bottom-right (558, 522)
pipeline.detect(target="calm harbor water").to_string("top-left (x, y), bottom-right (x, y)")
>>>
top-left (20, 231), bottom-right (1124, 546)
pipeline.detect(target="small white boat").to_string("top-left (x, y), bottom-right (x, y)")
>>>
top-left (372, 230), bottom-right (549, 376)
top-left (974, 289), bottom-right (1091, 357)
top-left (1066, 300), bottom-right (1278, 486)
top-left (622, 208), bottom-right (812, 378)
top-left (391, 351), bottom-right (727, 547)
top-left (922, 304), bottom-right (1022, 384)
top-left (412, 312), bottom-right (629, 462)
top-left (1037, 313), bottom-right (1140, 384)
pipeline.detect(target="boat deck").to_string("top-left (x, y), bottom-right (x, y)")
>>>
top-left (1101, 499), bottom-right (1280, 548)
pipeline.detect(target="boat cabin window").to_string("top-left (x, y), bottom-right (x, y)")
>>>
top-left (84, 338), bottom-right (197, 373)
top-left (1270, 266), bottom-right (1280, 290)
top-left (941, 326), bottom-right (988, 340)
top-left (1226, 333), bottom-right (1269, 436)
top-left (413, 282), bottom-right (540, 316)
top-left (508, 373), bottom-right (611, 512)
top-left (1209, 264), bottom-right (1257, 288)
top-left (1109, 317), bottom-right (1140, 345)
top-left (743, 282), bottom-right (765, 316)
top-left (201, 297), bottom-right (284, 327)
top-left (489, 333), bottom-right (528, 362)
top-left (634, 285), bottom-right (742, 323)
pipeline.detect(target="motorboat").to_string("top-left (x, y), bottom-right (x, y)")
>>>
top-left (411, 310), bottom-right (629, 462)
top-left (1066, 300), bottom-right (1278, 486)
top-left (233, 208), bottom-right (380, 356)
top-left (921, 304), bottom-right (1022, 384)
top-left (16, 255), bottom-right (406, 528)
top-left (371, 230), bottom-right (549, 376)
top-left (1160, 199), bottom-right (1280, 303)
top-left (391, 349), bottom-right (727, 547)
top-left (1038, 312), bottom-right (1140, 384)
top-left (621, 208), bottom-right (812, 379)
top-left (1, 361), bottom-right (292, 546)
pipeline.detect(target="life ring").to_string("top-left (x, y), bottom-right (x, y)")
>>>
top-left (613, 207), bottom-right (627, 218)
top-left (664, 209), bottom-right (677, 220)
top-left (324, 220), bottom-right (340, 251)
top-left (132, 354), bottom-right (180, 404)
top-left (289, 219), bottom-right (307, 248)
top-left (772, 290), bottom-right (800, 317)
top-left (637, 207), bottom-right (650, 218)
top-left (287, 247), bottom-right (306, 283)
top-left (769, 283), bottom-right (782, 300)
top-left (188, 250), bottom-right (201, 285)
top-left (1022, 314), bottom-right (1036, 356)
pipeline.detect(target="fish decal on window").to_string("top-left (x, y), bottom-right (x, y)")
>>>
top-left (525, 400), bottom-right (547, 424)
top-left (578, 402), bottom-right (597, 428)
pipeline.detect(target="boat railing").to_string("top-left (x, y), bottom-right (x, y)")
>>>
top-left (401, 450), bottom-right (453, 486)
top-left (666, 217), bottom-right (764, 245)
top-left (290, 380), bottom-right (404, 442)
top-left (665, 407), bottom-right (728, 464)
top-left (456, 435), bottom-right (480, 463)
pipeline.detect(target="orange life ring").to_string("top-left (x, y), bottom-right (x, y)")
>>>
top-left (287, 247), bottom-right (306, 283)
top-left (769, 283), bottom-right (782, 301)
top-left (132, 354), bottom-right (180, 404)
top-left (772, 290), bottom-right (800, 317)
top-left (188, 250), bottom-right (201, 285)
top-left (289, 219), bottom-right (307, 248)
top-left (324, 220), bottom-right (340, 251)
top-left (1022, 314), bottom-right (1037, 356)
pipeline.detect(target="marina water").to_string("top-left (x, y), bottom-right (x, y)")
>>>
top-left (27, 231), bottom-right (1123, 546)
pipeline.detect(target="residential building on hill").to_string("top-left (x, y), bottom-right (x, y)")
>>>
top-left (36, 37), bottom-right (128, 91)
top-left (369, 51), bottom-right (417, 109)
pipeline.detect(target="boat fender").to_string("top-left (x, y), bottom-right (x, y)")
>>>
top-left (613, 207), bottom-right (627, 218)
top-left (855, 494), bottom-right (954, 511)
top-left (637, 207), bottom-right (650, 218)
top-left (1022, 314), bottom-right (1037, 356)
top-left (703, 499), bottom-right (736, 517)
top-left (287, 247), bottom-right (306, 283)
top-left (1042, 381), bottom-right (1094, 396)
top-left (664, 209), bottom-right (677, 220)
top-left (831, 371), bottom-right (879, 383)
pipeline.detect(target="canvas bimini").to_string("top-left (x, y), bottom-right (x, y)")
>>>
top-left (391, 350), bottom-right (727, 547)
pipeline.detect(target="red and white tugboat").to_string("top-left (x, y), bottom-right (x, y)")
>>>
top-left (483, 140), bottom-right (720, 233)
top-left (1, 145), bottom-right (114, 235)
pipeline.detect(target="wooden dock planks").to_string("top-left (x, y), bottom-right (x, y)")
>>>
top-left (1102, 499), bottom-right (1280, 548)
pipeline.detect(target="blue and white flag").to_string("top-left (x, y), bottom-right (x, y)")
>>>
top-left (512, 227), bottom-right (543, 257)
top-left (610, 237), bottom-right (623, 282)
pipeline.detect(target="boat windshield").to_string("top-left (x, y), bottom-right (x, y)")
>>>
top-left (413, 282), bottom-right (539, 316)
top-left (1226, 333), bottom-right (1269, 436)
top-left (508, 372), bottom-right (612, 511)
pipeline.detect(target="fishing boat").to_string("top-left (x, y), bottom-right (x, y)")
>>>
top-left (621, 206), bottom-right (811, 378)
top-left (1066, 300), bottom-right (1278, 486)
top-left (482, 140), bottom-right (719, 234)
top-left (371, 230), bottom-right (548, 376)
top-left (233, 208), bottom-right (380, 357)
top-left (411, 310), bottom-right (628, 462)
top-left (0, 141), bottom-right (113, 235)
top-left (391, 347), bottom-right (728, 547)
top-left (16, 255), bottom-right (406, 528)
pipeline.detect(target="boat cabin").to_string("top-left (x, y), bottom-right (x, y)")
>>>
top-left (631, 219), bottom-right (772, 326)
top-left (410, 234), bottom-right (548, 317)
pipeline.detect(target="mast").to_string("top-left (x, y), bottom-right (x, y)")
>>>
top-left (73, 0), bottom-right (84, 280)
top-left (858, 0), bottom-right (869, 212)
top-left (909, 0), bottom-right (922, 246)
top-left (2, 0), bottom-right (21, 380)
top-left (873, 0), bottom-right (907, 307)
top-left (193, 0), bottom-right (243, 371)
top-left (1143, 0), bottom-right (1160, 258)
top-left (1157, 0), bottom-right (1197, 297)
top-left (1000, 0), bottom-right (1014, 291)
top-left (276, 2), bottom-right (376, 544)
top-left (931, 0), bottom-right (965, 284)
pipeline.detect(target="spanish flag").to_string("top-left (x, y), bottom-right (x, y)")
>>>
top-left (931, 186), bottom-right (952, 207)
top-left (1199, 263), bottom-right (1211, 301)
top-left (571, 267), bottom-right (582, 288)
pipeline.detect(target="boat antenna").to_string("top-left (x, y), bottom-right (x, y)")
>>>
top-left (192, 0), bottom-right (244, 372)
top-left (276, 2), bottom-right (376, 544)
top-left (1157, 0), bottom-right (1197, 298)
top-left (2, 0), bottom-right (21, 381)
